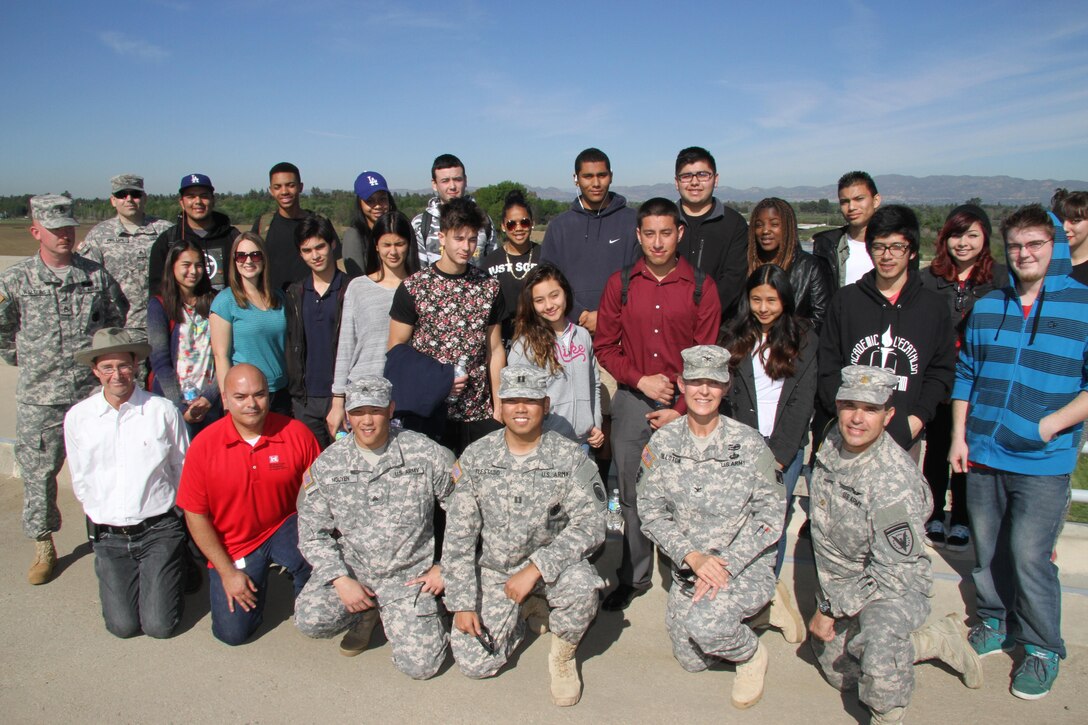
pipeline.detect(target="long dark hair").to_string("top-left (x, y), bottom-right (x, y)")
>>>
top-left (929, 209), bottom-right (996, 284)
top-left (350, 191), bottom-right (399, 255)
top-left (747, 197), bottom-right (800, 274)
top-left (512, 264), bottom-right (574, 374)
top-left (721, 264), bottom-right (806, 380)
top-left (160, 239), bottom-right (215, 323)
top-left (364, 211), bottom-right (420, 279)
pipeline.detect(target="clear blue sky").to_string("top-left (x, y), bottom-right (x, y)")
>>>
top-left (3, 0), bottom-right (1086, 198)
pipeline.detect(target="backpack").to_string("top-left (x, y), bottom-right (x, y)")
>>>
top-left (619, 263), bottom-right (705, 306)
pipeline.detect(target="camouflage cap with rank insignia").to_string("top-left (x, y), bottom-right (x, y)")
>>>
top-left (345, 375), bottom-right (393, 410)
top-left (498, 364), bottom-right (549, 399)
top-left (836, 365), bottom-right (899, 405)
top-left (681, 345), bottom-right (731, 384)
top-left (30, 194), bottom-right (78, 229)
top-left (110, 174), bottom-right (144, 193)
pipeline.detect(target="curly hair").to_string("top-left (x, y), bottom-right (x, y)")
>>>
top-left (511, 264), bottom-right (574, 375)
top-left (747, 198), bottom-right (799, 275)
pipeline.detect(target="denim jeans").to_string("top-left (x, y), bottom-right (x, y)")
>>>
top-left (774, 449), bottom-right (805, 579)
top-left (93, 514), bottom-right (186, 639)
top-left (966, 470), bottom-right (1069, 657)
top-left (207, 514), bottom-right (312, 646)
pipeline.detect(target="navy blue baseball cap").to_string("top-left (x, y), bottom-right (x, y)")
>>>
top-left (353, 171), bottom-right (389, 201)
top-left (179, 173), bottom-right (214, 193)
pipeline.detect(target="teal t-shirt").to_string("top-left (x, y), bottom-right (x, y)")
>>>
top-left (210, 288), bottom-right (288, 392)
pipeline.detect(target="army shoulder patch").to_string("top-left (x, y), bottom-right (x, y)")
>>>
top-left (592, 480), bottom-right (606, 503)
top-left (452, 460), bottom-right (463, 485)
top-left (640, 445), bottom-right (656, 468)
top-left (301, 467), bottom-right (314, 493)
top-left (883, 522), bottom-right (914, 556)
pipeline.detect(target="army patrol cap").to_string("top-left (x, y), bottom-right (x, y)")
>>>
top-left (111, 174), bottom-right (144, 194)
top-left (498, 364), bottom-right (549, 400)
top-left (681, 345), bottom-right (731, 384)
top-left (30, 194), bottom-right (78, 229)
top-left (74, 328), bottom-right (152, 366)
top-left (345, 375), bottom-right (393, 410)
top-left (836, 365), bottom-right (899, 405)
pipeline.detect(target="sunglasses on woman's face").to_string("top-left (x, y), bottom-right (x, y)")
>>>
top-left (234, 251), bottom-right (263, 263)
top-left (504, 218), bottom-right (532, 231)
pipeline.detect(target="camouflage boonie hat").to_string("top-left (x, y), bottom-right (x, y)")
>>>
top-left (110, 174), bottom-right (144, 194)
top-left (498, 365), bottom-right (549, 399)
top-left (836, 365), bottom-right (899, 405)
top-left (30, 194), bottom-right (78, 229)
top-left (681, 345), bottom-right (731, 384)
top-left (345, 376), bottom-right (393, 410)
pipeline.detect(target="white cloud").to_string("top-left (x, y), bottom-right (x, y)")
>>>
top-left (98, 31), bottom-right (168, 62)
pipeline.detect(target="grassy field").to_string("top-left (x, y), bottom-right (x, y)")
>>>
top-left (1071, 455), bottom-right (1088, 523)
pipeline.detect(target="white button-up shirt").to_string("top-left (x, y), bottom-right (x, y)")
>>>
top-left (64, 386), bottom-right (189, 526)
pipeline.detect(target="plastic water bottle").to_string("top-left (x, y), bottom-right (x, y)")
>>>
top-left (181, 381), bottom-right (198, 405)
top-left (606, 488), bottom-right (624, 533)
top-left (447, 356), bottom-right (469, 403)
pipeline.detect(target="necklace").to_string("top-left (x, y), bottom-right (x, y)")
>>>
top-left (505, 244), bottom-right (533, 281)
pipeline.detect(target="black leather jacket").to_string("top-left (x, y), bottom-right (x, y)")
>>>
top-left (787, 249), bottom-right (831, 332)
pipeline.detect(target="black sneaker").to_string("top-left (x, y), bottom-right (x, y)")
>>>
top-left (925, 520), bottom-right (946, 548)
top-left (946, 524), bottom-right (970, 551)
top-left (602, 584), bottom-right (647, 612)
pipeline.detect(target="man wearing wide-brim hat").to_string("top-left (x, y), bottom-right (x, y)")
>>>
top-left (64, 328), bottom-right (190, 638)
top-left (0, 194), bottom-right (128, 585)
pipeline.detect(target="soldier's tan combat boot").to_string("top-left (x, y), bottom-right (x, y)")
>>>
top-left (521, 594), bottom-right (551, 635)
top-left (28, 536), bottom-right (56, 585)
top-left (731, 640), bottom-right (769, 709)
top-left (869, 706), bottom-right (905, 724)
top-left (548, 635), bottom-right (582, 706)
top-left (911, 612), bottom-right (983, 689)
top-left (768, 580), bottom-right (805, 643)
top-left (339, 608), bottom-right (380, 657)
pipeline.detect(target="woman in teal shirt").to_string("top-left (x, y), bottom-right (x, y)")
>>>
top-left (210, 232), bottom-right (290, 414)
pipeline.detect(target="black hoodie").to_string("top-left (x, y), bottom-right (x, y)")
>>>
top-left (817, 269), bottom-right (956, 449)
top-left (148, 210), bottom-right (240, 295)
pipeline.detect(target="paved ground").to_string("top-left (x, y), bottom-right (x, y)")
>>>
top-left (0, 475), bottom-right (1084, 724)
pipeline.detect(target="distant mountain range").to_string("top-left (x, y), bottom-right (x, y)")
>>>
top-left (513, 174), bottom-right (1088, 206)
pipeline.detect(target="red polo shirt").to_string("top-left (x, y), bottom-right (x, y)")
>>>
top-left (176, 412), bottom-right (320, 561)
top-left (594, 257), bottom-right (722, 413)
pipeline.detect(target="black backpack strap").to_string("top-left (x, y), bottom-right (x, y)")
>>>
top-left (620, 263), bottom-right (633, 306)
top-left (693, 267), bottom-right (705, 306)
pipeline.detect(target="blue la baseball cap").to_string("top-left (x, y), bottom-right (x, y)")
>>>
top-left (353, 171), bottom-right (389, 201)
top-left (179, 173), bottom-right (214, 193)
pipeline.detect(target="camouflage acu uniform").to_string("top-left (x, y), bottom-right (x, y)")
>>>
top-left (0, 254), bottom-right (127, 539)
top-left (78, 215), bottom-right (172, 333)
top-left (638, 415), bottom-right (783, 669)
top-left (444, 430), bottom-right (606, 678)
top-left (809, 427), bottom-right (934, 714)
top-left (294, 428), bottom-right (455, 680)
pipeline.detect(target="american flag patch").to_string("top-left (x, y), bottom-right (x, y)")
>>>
top-left (452, 461), bottom-right (463, 484)
top-left (640, 446), bottom-right (655, 468)
top-left (302, 467), bottom-right (313, 490)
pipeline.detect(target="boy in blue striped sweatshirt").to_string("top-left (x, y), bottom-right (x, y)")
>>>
top-left (950, 204), bottom-right (1088, 700)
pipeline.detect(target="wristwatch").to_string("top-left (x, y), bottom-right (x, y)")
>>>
top-left (818, 598), bottom-right (833, 616)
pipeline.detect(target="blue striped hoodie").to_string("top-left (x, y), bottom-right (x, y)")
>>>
top-left (953, 213), bottom-right (1088, 475)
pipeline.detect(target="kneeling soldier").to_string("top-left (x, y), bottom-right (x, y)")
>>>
top-left (809, 365), bottom-right (982, 724)
top-left (294, 376), bottom-right (454, 679)
top-left (638, 345), bottom-right (783, 709)
top-left (445, 365), bottom-right (606, 706)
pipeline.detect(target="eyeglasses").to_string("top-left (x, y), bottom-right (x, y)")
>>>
top-left (234, 251), bottom-right (263, 263)
top-left (97, 363), bottom-right (135, 376)
top-left (1006, 239), bottom-right (1050, 256)
top-left (677, 171), bottom-right (714, 183)
top-left (870, 243), bottom-right (911, 258)
top-left (113, 190), bottom-right (144, 200)
top-left (504, 218), bottom-right (532, 231)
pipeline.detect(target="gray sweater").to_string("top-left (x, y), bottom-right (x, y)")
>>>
top-left (332, 276), bottom-right (396, 394)
top-left (508, 323), bottom-right (601, 443)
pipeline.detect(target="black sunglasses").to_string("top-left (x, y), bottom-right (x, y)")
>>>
top-left (113, 190), bottom-right (144, 200)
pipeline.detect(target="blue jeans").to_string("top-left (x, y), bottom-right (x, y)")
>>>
top-left (208, 514), bottom-right (312, 646)
top-left (966, 470), bottom-right (1068, 657)
top-left (774, 450), bottom-right (805, 579)
top-left (93, 514), bottom-right (186, 639)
